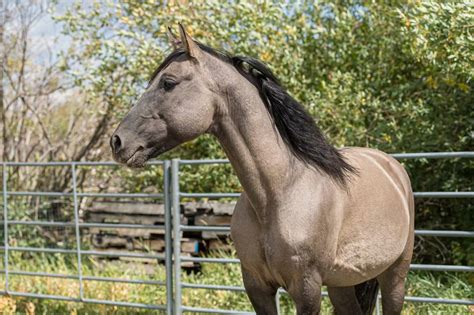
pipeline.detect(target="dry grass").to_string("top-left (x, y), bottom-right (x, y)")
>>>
top-left (0, 252), bottom-right (471, 314)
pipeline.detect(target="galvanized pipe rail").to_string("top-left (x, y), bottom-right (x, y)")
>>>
top-left (0, 161), bottom-right (173, 314)
top-left (0, 151), bottom-right (472, 314)
top-left (173, 152), bottom-right (474, 314)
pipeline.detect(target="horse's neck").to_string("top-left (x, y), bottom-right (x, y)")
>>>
top-left (211, 73), bottom-right (303, 216)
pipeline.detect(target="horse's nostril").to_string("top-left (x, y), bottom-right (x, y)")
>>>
top-left (111, 135), bottom-right (122, 153)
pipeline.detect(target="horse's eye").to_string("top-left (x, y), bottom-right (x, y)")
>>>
top-left (162, 78), bottom-right (178, 91)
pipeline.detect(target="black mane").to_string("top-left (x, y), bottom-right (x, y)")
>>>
top-left (149, 43), bottom-right (357, 186)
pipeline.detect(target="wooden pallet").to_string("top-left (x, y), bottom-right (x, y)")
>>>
top-left (82, 201), bottom-right (236, 264)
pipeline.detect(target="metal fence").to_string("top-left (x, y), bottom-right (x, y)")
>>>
top-left (0, 152), bottom-right (473, 314)
top-left (0, 160), bottom-right (173, 313)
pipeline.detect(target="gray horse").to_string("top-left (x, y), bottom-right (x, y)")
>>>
top-left (110, 25), bottom-right (414, 315)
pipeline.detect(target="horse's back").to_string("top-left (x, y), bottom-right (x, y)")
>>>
top-left (346, 147), bottom-right (412, 198)
top-left (326, 147), bottom-right (413, 286)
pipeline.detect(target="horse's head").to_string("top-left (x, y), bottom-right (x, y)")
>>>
top-left (110, 25), bottom-right (219, 167)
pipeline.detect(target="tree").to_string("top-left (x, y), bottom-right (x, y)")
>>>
top-left (0, 1), bottom-right (140, 237)
top-left (14, 1), bottom-right (474, 263)
top-left (1, 1), bottom-right (122, 189)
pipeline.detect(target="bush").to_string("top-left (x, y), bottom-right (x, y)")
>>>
top-left (53, 1), bottom-right (473, 264)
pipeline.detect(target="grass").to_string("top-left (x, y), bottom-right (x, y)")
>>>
top-left (0, 252), bottom-right (472, 314)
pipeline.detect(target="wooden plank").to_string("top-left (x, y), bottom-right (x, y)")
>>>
top-left (91, 248), bottom-right (159, 256)
top-left (86, 213), bottom-right (188, 226)
top-left (181, 238), bottom-right (199, 253)
top-left (195, 214), bottom-right (232, 226)
top-left (194, 214), bottom-right (232, 239)
top-left (84, 201), bottom-right (235, 216)
top-left (86, 213), bottom-right (164, 225)
top-left (89, 227), bottom-right (165, 238)
top-left (90, 235), bottom-right (166, 251)
top-left (182, 201), bottom-right (236, 216)
top-left (131, 238), bottom-right (167, 252)
top-left (209, 201), bottom-right (236, 215)
top-left (85, 201), bottom-right (164, 215)
top-left (90, 235), bottom-right (198, 253)
top-left (91, 234), bottom-right (128, 248)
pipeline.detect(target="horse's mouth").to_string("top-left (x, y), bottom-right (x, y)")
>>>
top-left (125, 145), bottom-right (168, 168)
top-left (125, 147), bottom-right (146, 168)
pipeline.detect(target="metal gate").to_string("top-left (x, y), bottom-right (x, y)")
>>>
top-left (1, 152), bottom-right (473, 314)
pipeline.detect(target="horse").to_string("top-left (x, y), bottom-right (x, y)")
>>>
top-left (110, 24), bottom-right (414, 315)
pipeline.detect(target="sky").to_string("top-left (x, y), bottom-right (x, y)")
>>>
top-left (25, 0), bottom-right (73, 65)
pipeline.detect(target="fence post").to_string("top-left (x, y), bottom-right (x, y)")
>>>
top-left (163, 160), bottom-right (173, 315)
top-left (71, 163), bottom-right (84, 300)
top-left (2, 163), bottom-right (9, 293)
top-left (275, 290), bottom-right (281, 315)
top-left (171, 159), bottom-right (181, 314)
top-left (376, 293), bottom-right (381, 315)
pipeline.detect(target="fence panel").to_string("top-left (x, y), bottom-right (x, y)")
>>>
top-left (0, 151), bottom-right (472, 314)
top-left (0, 161), bottom-right (173, 314)
top-left (172, 152), bottom-right (474, 314)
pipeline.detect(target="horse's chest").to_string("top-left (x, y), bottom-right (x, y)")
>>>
top-left (259, 229), bottom-right (314, 287)
top-left (231, 196), bottom-right (324, 287)
top-left (232, 219), bottom-right (299, 287)
top-left (261, 232), bottom-right (286, 264)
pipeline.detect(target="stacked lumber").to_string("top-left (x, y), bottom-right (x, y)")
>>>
top-left (82, 200), bottom-right (235, 265)
top-left (182, 201), bottom-right (235, 252)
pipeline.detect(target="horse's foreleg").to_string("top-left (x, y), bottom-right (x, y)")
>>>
top-left (241, 266), bottom-right (278, 315)
top-left (327, 286), bottom-right (363, 315)
top-left (288, 271), bottom-right (322, 315)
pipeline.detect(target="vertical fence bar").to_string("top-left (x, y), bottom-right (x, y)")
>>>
top-left (163, 161), bottom-right (173, 315)
top-left (171, 159), bottom-right (181, 315)
top-left (376, 295), bottom-right (381, 315)
top-left (275, 290), bottom-right (281, 315)
top-left (2, 164), bottom-right (9, 292)
top-left (71, 163), bottom-right (84, 300)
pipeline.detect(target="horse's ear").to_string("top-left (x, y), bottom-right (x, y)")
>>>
top-left (167, 26), bottom-right (181, 50)
top-left (178, 23), bottom-right (202, 60)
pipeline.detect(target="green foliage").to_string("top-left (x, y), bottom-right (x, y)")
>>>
top-left (55, 1), bottom-right (472, 151)
top-left (54, 1), bottom-right (472, 263)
